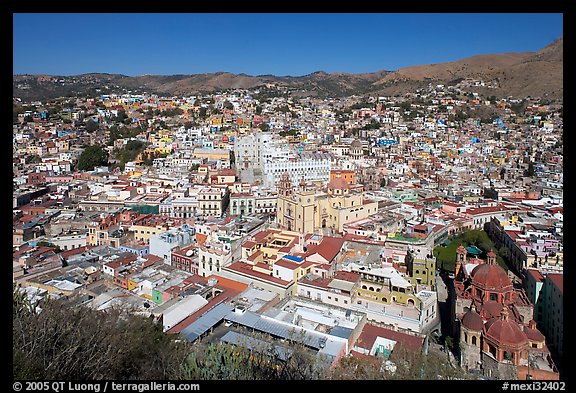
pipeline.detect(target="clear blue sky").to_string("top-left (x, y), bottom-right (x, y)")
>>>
top-left (13, 13), bottom-right (563, 77)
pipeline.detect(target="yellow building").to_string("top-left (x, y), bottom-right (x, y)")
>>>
top-left (407, 254), bottom-right (436, 287)
top-left (492, 156), bottom-right (506, 166)
top-left (129, 215), bottom-right (171, 242)
top-left (154, 146), bottom-right (172, 155)
top-left (56, 140), bottom-right (69, 151)
top-left (354, 266), bottom-right (419, 307)
top-left (192, 148), bottom-right (230, 163)
top-left (276, 173), bottom-right (378, 234)
top-left (158, 129), bottom-right (171, 139)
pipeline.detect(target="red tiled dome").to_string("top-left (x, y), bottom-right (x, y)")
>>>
top-left (524, 327), bottom-right (545, 343)
top-left (484, 308), bottom-right (528, 347)
top-left (462, 309), bottom-right (484, 331)
top-left (471, 263), bottom-right (512, 290)
top-left (524, 320), bottom-right (545, 342)
top-left (327, 177), bottom-right (350, 190)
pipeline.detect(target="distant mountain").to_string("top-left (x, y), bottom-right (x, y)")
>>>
top-left (13, 37), bottom-right (562, 101)
top-left (372, 37), bottom-right (563, 100)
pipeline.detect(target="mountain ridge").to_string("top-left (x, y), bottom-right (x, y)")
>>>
top-left (13, 37), bottom-right (562, 101)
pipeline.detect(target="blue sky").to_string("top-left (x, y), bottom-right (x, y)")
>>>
top-left (13, 13), bottom-right (563, 77)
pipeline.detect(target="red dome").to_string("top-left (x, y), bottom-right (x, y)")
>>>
top-left (484, 308), bottom-right (528, 347)
top-left (327, 177), bottom-right (350, 191)
top-left (524, 321), bottom-right (545, 342)
top-left (471, 263), bottom-right (512, 290)
top-left (462, 309), bottom-right (484, 331)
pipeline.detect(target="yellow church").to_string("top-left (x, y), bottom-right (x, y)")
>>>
top-left (276, 172), bottom-right (379, 234)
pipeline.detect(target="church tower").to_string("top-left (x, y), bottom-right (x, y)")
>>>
top-left (278, 171), bottom-right (293, 197)
top-left (455, 244), bottom-right (467, 278)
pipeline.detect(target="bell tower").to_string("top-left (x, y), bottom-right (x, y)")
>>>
top-left (278, 171), bottom-right (293, 197)
top-left (455, 244), bottom-right (467, 278)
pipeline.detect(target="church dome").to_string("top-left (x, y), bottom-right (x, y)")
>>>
top-left (351, 139), bottom-right (362, 148)
top-left (471, 263), bottom-right (512, 290)
top-left (483, 307), bottom-right (528, 347)
top-left (327, 177), bottom-right (350, 190)
top-left (524, 320), bottom-right (545, 342)
top-left (462, 309), bottom-right (484, 331)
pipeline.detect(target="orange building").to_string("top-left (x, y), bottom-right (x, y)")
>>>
top-left (330, 169), bottom-right (355, 185)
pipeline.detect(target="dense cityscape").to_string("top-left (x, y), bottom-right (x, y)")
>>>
top-left (13, 19), bottom-right (563, 381)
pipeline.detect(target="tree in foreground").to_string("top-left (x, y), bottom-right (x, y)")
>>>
top-left (330, 345), bottom-right (472, 380)
top-left (181, 330), bottom-right (329, 380)
top-left (13, 288), bottom-right (190, 380)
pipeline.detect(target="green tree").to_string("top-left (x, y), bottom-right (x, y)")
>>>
top-left (181, 331), bottom-right (328, 380)
top-left (13, 291), bottom-right (190, 380)
top-left (85, 119), bottom-right (99, 133)
top-left (523, 161), bottom-right (536, 177)
top-left (28, 155), bottom-right (43, 164)
top-left (13, 104), bottom-right (25, 123)
top-left (114, 110), bottom-right (128, 123)
top-left (115, 140), bottom-right (146, 166)
top-left (77, 145), bottom-right (109, 171)
top-left (259, 123), bottom-right (270, 132)
top-left (331, 345), bottom-right (470, 380)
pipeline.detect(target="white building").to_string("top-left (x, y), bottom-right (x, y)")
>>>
top-left (198, 241), bottom-right (233, 277)
top-left (149, 224), bottom-right (196, 264)
top-left (263, 152), bottom-right (332, 189)
top-left (234, 132), bottom-right (272, 171)
top-left (198, 185), bottom-right (229, 217)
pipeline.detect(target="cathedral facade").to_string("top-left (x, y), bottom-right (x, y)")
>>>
top-left (276, 172), bottom-right (379, 234)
